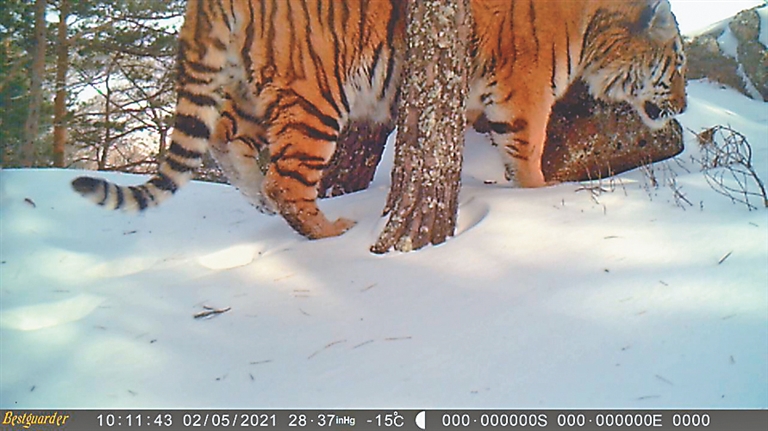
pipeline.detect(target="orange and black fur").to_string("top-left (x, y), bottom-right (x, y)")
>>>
top-left (468, 0), bottom-right (686, 186)
top-left (72, 0), bottom-right (686, 239)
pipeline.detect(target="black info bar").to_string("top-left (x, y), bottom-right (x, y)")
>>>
top-left (1, 409), bottom-right (766, 431)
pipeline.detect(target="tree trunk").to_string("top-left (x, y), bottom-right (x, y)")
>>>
top-left (371, 0), bottom-right (472, 254)
top-left (99, 63), bottom-right (113, 171)
top-left (318, 118), bottom-right (394, 198)
top-left (157, 125), bottom-right (169, 160)
top-left (22, 0), bottom-right (47, 167)
top-left (53, 0), bottom-right (70, 168)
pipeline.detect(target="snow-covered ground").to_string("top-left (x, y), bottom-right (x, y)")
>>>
top-left (2, 79), bottom-right (765, 410)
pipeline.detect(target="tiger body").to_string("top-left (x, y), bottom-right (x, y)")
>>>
top-left (468, 0), bottom-right (686, 186)
top-left (72, 0), bottom-right (686, 239)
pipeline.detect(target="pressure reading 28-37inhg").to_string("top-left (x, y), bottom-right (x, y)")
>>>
top-left (288, 413), bottom-right (355, 427)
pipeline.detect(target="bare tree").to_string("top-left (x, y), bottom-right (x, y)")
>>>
top-left (21, 0), bottom-right (47, 166)
top-left (372, 0), bottom-right (472, 253)
top-left (65, 0), bottom-right (181, 173)
top-left (53, 0), bottom-right (70, 167)
top-left (68, 51), bottom-right (170, 173)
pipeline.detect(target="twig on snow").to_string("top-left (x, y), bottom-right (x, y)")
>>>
top-left (717, 251), bottom-right (733, 265)
top-left (193, 305), bottom-right (231, 320)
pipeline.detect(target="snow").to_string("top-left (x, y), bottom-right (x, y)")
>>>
top-left (758, 5), bottom-right (768, 49)
top-left (2, 79), bottom-right (766, 410)
top-left (716, 24), bottom-right (740, 58)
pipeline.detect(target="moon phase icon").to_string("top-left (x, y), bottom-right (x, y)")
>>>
top-left (415, 411), bottom-right (426, 430)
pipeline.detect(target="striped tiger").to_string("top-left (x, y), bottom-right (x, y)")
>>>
top-left (72, 0), bottom-right (686, 239)
top-left (468, 0), bottom-right (687, 186)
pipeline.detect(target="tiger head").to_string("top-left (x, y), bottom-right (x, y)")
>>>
top-left (584, 0), bottom-right (687, 130)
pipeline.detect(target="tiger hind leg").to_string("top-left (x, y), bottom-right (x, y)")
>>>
top-left (210, 100), bottom-right (276, 215)
top-left (262, 102), bottom-right (355, 239)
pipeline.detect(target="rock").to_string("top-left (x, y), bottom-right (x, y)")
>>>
top-left (738, 37), bottom-right (768, 100)
top-left (730, 9), bottom-right (760, 42)
top-left (541, 81), bottom-right (683, 183)
top-left (685, 5), bottom-right (767, 101)
top-left (685, 34), bottom-right (749, 95)
top-left (729, 7), bottom-right (767, 100)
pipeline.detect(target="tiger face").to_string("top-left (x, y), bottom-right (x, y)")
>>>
top-left (583, 0), bottom-right (687, 130)
top-left (632, 36), bottom-right (687, 130)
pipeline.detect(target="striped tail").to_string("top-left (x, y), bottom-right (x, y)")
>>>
top-left (71, 112), bottom-right (212, 211)
top-left (72, 0), bottom-right (226, 213)
top-left (70, 141), bottom-right (202, 212)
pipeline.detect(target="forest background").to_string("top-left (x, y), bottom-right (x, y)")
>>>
top-left (0, 0), bottom-right (219, 179)
top-left (1, 0), bottom-right (764, 180)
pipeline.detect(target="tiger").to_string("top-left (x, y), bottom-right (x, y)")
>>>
top-left (71, 0), bottom-right (686, 240)
top-left (468, 0), bottom-right (687, 187)
top-left (209, 96), bottom-right (274, 214)
top-left (72, 0), bottom-right (405, 239)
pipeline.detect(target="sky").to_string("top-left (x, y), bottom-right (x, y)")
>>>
top-left (669, 0), bottom-right (766, 34)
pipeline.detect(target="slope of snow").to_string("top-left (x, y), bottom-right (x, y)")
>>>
top-left (716, 23), bottom-right (741, 58)
top-left (1, 84), bottom-right (767, 410)
top-left (759, 5), bottom-right (768, 48)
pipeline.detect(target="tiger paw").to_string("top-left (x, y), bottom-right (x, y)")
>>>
top-left (510, 164), bottom-right (547, 188)
top-left (252, 194), bottom-right (277, 216)
top-left (331, 217), bottom-right (357, 235)
top-left (503, 163), bottom-right (516, 183)
top-left (302, 217), bottom-right (356, 240)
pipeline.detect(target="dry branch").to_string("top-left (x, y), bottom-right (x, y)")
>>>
top-left (695, 125), bottom-right (767, 210)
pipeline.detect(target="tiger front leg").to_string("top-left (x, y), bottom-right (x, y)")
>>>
top-left (487, 103), bottom-right (551, 188)
top-left (263, 132), bottom-right (355, 240)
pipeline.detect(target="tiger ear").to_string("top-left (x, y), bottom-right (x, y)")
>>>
top-left (636, 0), bottom-right (679, 42)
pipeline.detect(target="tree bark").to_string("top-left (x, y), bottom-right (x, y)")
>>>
top-left (157, 124), bottom-right (169, 160)
top-left (99, 64), bottom-right (113, 171)
top-left (52, 0), bottom-right (70, 168)
top-left (371, 0), bottom-right (472, 254)
top-left (318, 118), bottom-right (394, 198)
top-left (22, 0), bottom-right (47, 167)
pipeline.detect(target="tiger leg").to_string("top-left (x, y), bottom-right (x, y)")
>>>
top-left (486, 98), bottom-right (552, 188)
top-left (210, 102), bottom-right (276, 215)
top-left (262, 111), bottom-right (355, 239)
